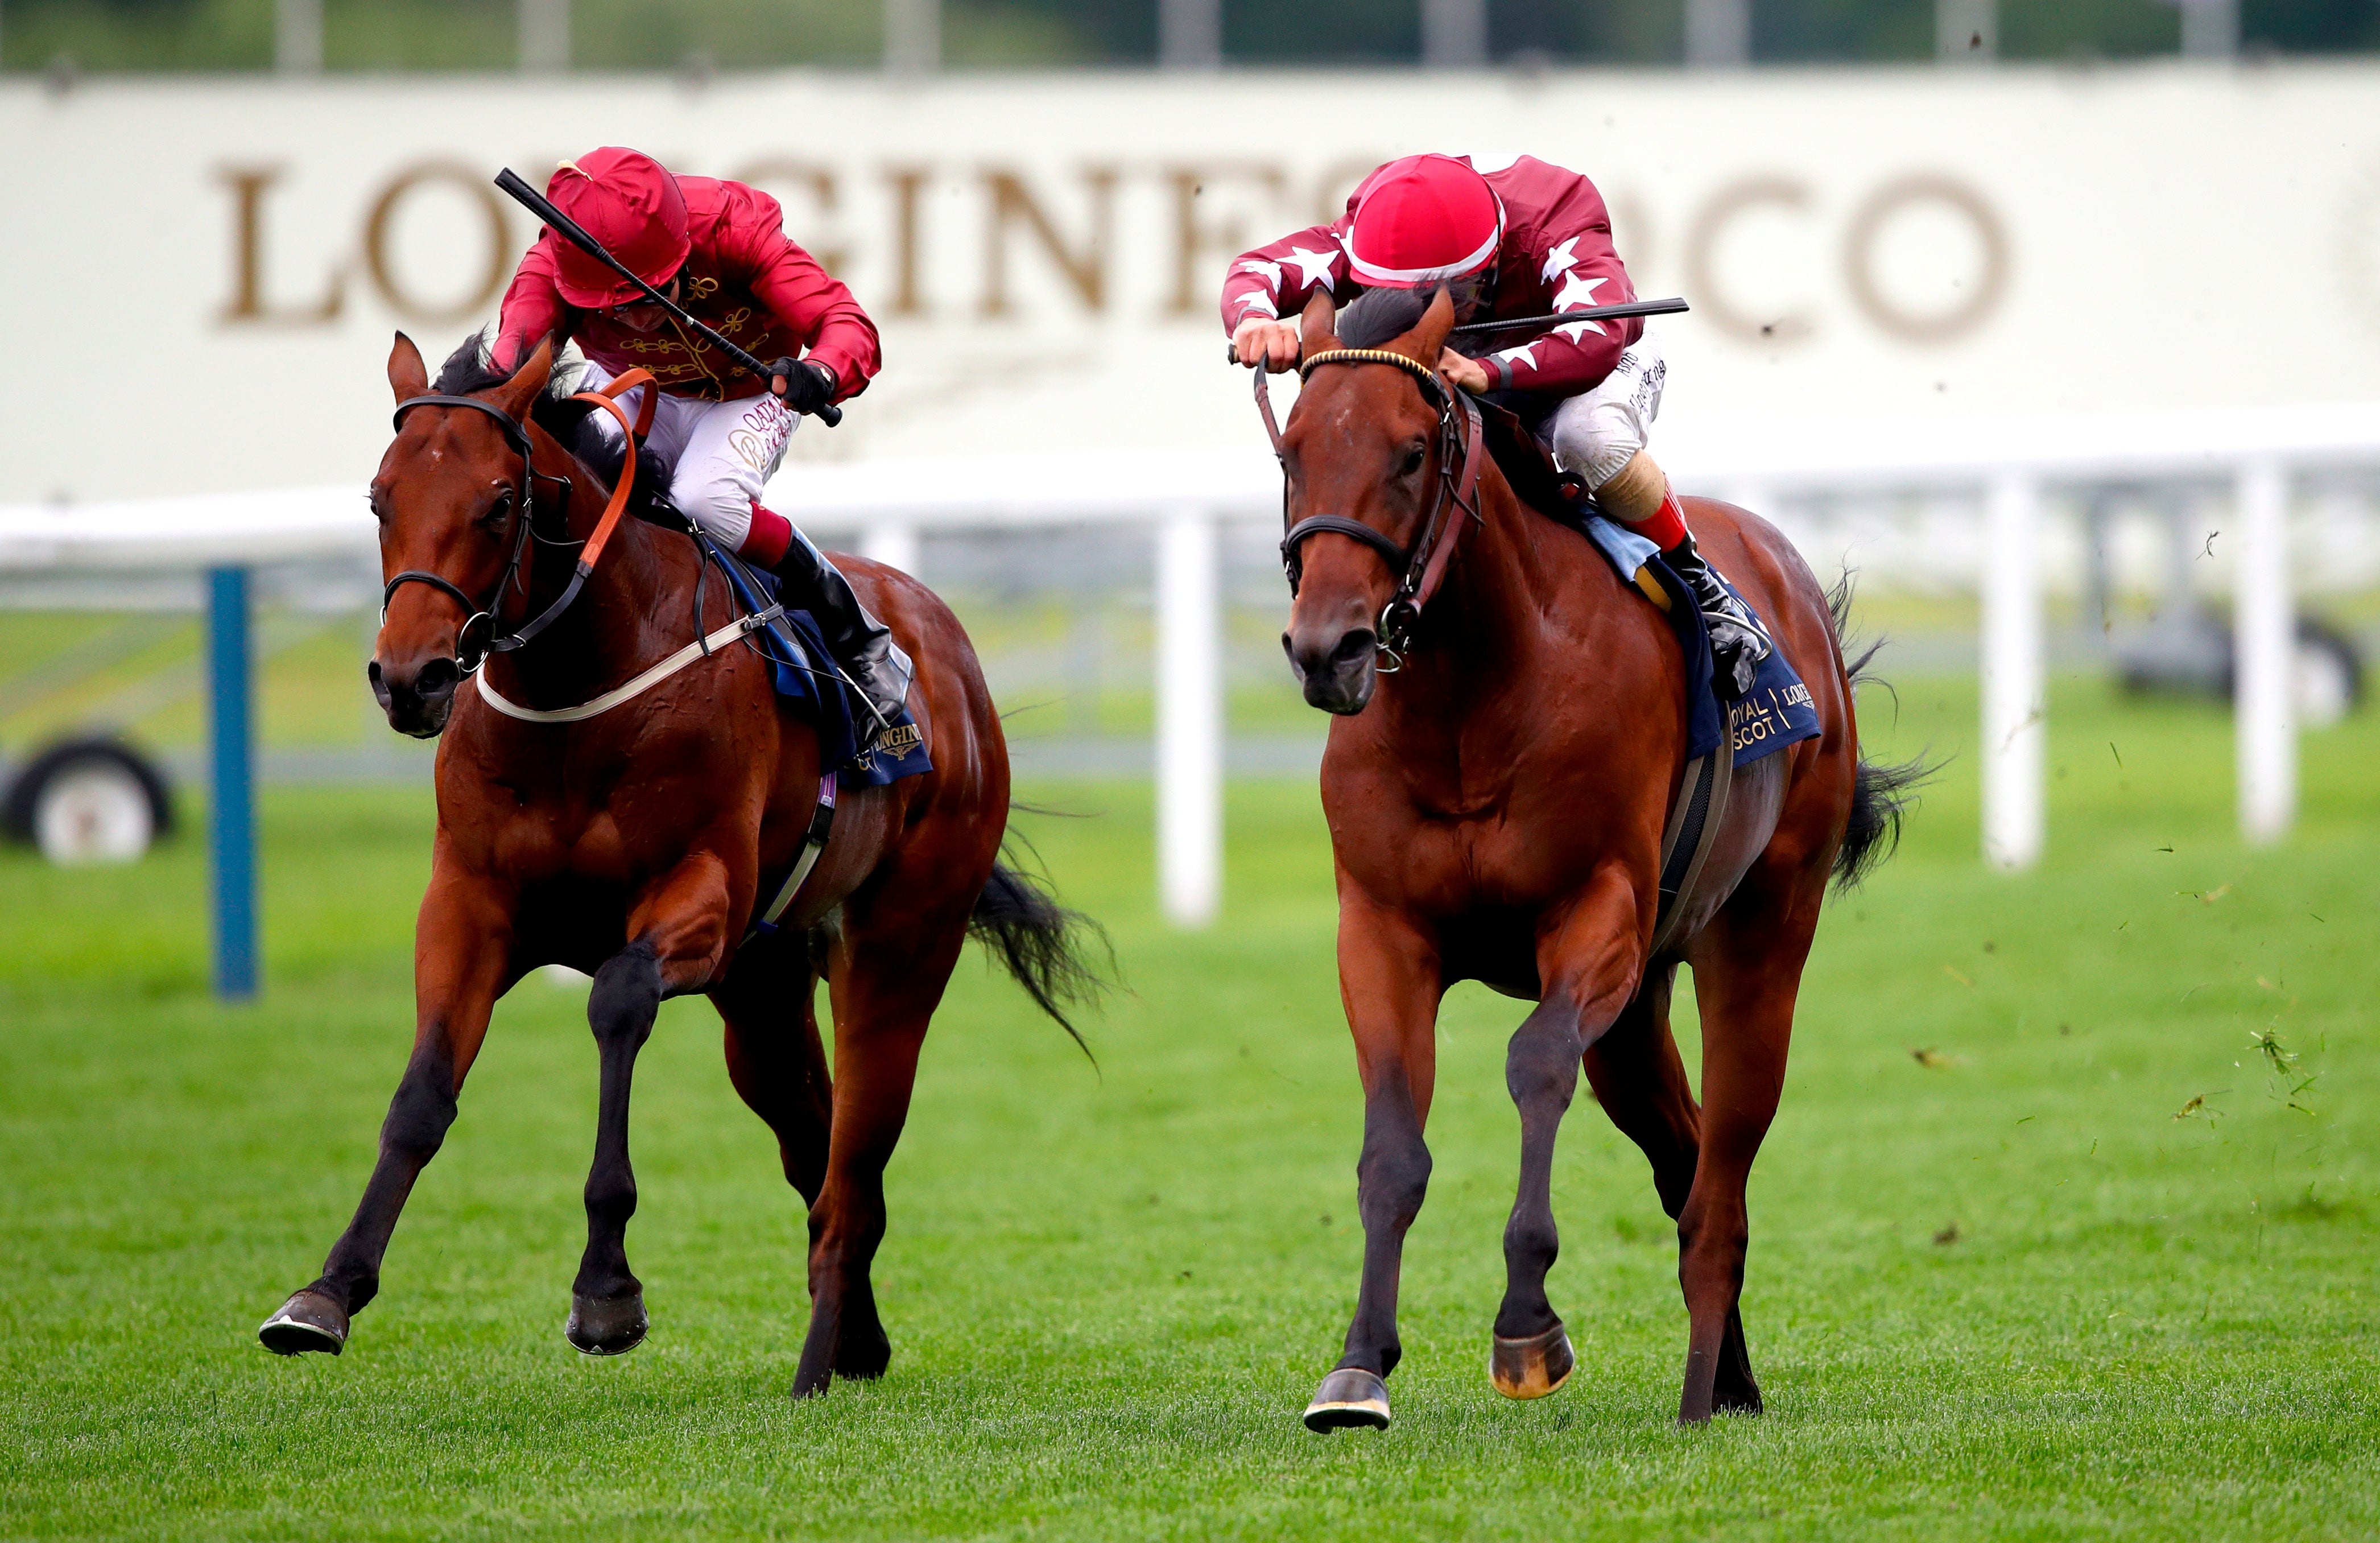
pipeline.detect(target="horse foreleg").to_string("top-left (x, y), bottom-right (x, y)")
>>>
top-left (567, 849), bottom-right (738, 1357)
top-left (1490, 875), bottom-right (1641, 1402)
top-left (1303, 902), bottom-right (1441, 1432)
top-left (259, 868), bottom-right (513, 1355)
top-left (1672, 892), bottom-right (1818, 1424)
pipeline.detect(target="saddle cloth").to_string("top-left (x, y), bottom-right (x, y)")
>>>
top-left (1573, 517), bottom-right (1821, 770)
top-left (703, 537), bottom-right (933, 789)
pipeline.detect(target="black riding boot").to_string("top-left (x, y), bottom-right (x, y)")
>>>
top-left (766, 528), bottom-right (914, 742)
top-left (1666, 533), bottom-right (1773, 699)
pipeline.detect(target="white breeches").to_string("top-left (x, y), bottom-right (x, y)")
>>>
top-left (578, 361), bottom-right (798, 551)
top-left (1538, 328), bottom-right (1667, 491)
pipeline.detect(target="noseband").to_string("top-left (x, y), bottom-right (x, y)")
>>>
top-left (382, 373), bottom-right (654, 675)
top-left (1258, 346), bottom-right (1486, 668)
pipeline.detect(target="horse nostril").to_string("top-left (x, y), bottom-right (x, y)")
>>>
top-left (1331, 629), bottom-right (1378, 669)
top-left (414, 657), bottom-right (461, 698)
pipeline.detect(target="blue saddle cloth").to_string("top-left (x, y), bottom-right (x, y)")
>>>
top-left (1573, 516), bottom-right (1821, 769)
top-left (701, 537), bottom-right (933, 789)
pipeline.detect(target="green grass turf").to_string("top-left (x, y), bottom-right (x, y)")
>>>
top-left (1, 674), bottom-right (2375, 1540)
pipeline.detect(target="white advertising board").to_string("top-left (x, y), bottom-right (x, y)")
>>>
top-left (5, 62), bottom-right (2379, 504)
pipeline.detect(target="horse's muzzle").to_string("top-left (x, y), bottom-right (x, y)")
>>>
top-left (1284, 625), bottom-right (1379, 716)
top-left (369, 654), bottom-right (461, 739)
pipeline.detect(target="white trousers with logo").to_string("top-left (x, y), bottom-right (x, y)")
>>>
top-left (578, 361), bottom-right (798, 552)
top-left (1537, 326), bottom-right (1668, 491)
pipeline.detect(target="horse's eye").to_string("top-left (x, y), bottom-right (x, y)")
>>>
top-left (485, 491), bottom-right (515, 527)
top-left (1400, 445), bottom-right (1427, 476)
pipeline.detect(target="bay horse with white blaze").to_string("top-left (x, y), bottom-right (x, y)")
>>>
top-left (1275, 290), bottom-right (1912, 1428)
top-left (258, 333), bottom-right (1100, 1396)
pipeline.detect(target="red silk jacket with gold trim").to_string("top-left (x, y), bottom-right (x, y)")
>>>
top-left (495, 176), bottom-right (881, 403)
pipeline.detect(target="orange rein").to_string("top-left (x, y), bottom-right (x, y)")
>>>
top-left (564, 366), bottom-right (659, 575)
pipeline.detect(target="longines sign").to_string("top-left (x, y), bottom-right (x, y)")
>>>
top-left (4, 65), bottom-right (2377, 501)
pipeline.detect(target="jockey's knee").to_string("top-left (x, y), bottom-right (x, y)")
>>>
top-left (1596, 449), bottom-right (1670, 526)
top-left (672, 475), bottom-right (758, 551)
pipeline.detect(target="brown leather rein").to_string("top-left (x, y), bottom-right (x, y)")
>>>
top-left (383, 369), bottom-right (659, 675)
top-left (1258, 348), bottom-right (1487, 670)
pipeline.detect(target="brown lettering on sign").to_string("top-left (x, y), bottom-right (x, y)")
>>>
top-left (1842, 173), bottom-right (2009, 343)
top-left (980, 166), bottom-right (1117, 317)
top-left (362, 161), bottom-right (513, 325)
top-left (884, 166), bottom-right (931, 317)
top-left (730, 159), bottom-right (850, 277)
top-left (1685, 175), bottom-right (1816, 346)
top-left (1163, 163), bottom-right (1287, 316)
top-left (217, 166), bottom-right (344, 327)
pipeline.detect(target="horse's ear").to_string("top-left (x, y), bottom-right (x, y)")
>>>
top-left (1297, 288), bottom-right (1338, 363)
top-left (1400, 286), bottom-right (1458, 364)
top-left (387, 332), bottom-right (428, 403)
top-left (490, 336), bottom-right (554, 423)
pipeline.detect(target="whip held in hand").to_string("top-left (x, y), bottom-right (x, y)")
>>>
top-left (1229, 296), bottom-right (1690, 367)
top-left (493, 167), bottom-right (844, 427)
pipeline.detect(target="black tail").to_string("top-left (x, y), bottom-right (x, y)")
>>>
top-left (1827, 575), bottom-right (1935, 893)
top-left (969, 848), bottom-right (1110, 1058)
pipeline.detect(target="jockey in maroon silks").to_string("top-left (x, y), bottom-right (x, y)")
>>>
top-left (1225, 152), bottom-right (1772, 694)
top-left (491, 146), bottom-right (909, 726)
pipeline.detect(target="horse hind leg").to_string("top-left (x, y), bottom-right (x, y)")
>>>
top-left (1672, 906), bottom-right (1813, 1423)
top-left (714, 933), bottom-right (833, 1207)
top-left (1582, 967), bottom-right (1761, 1411)
top-left (791, 883), bottom-right (980, 1397)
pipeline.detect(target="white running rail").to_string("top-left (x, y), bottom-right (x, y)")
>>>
top-left (6, 403), bottom-right (2379, 919)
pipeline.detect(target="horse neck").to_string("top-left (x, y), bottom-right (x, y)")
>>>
top-left (1378, 468), bottom-right (1550, 722)
top-left (492, 429), bottom-right (688, 699)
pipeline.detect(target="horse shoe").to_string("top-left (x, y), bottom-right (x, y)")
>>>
top-left (565, 1290), bottom-right (650, 1357)
top-left (1302, 1367), bottom-right (1393, 1431)
top-left (1490, 1322), bottom-right (1575, 1400)
top-left (257, 1287), bottom-right (349, 1356)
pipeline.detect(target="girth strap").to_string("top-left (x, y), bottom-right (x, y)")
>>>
top-left (745, 775), bottom-right (840, 942)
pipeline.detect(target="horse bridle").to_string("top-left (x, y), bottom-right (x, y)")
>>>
top-left (382, 374), bottom-right (653, 676)
top-left (1258, 346), bottom-right (1487, 669)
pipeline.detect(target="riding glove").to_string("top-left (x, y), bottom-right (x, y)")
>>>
top-left (766, 357), bottom-right (837, 416)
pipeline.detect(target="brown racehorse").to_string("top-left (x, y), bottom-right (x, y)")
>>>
top-left (1275, 290), bottom-right (1914, 1428)
top-left (258, 333), bottom-right (1100, 1396)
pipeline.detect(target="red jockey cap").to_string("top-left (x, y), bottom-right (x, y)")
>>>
top-left (1342, 154), bottom-right (1505, 289)
top-left (544, 147), bottom-right (691, 309)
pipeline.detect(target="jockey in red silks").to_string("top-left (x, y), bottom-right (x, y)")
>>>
top-left (491, 146), bottom-right (910, 727)
top-left (1224, 152), bottom-right (1772, 695)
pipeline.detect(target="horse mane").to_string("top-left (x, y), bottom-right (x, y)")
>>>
top-left (431, 329), bottom-right (648, 495)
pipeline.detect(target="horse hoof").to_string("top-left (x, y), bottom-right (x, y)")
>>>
top-left (1490, 1322), bottom-right (1574, 1400)
top-left (1302, 1368), bottom-right (1391, 1431)
top-left (258, 1288), bottom-right (349, 1356)
top-left (565, 1292), bottom-right (648, 1356)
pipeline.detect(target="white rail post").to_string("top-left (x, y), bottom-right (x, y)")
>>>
top-left (1981, 471), bottom-right (2045, 870)
top-left (2234, 457), bottom-right (2294, 845)
top-left (1156, 508), bottom-right (1222, 927)
top-left (860, 520), bottom-right (918, 576)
